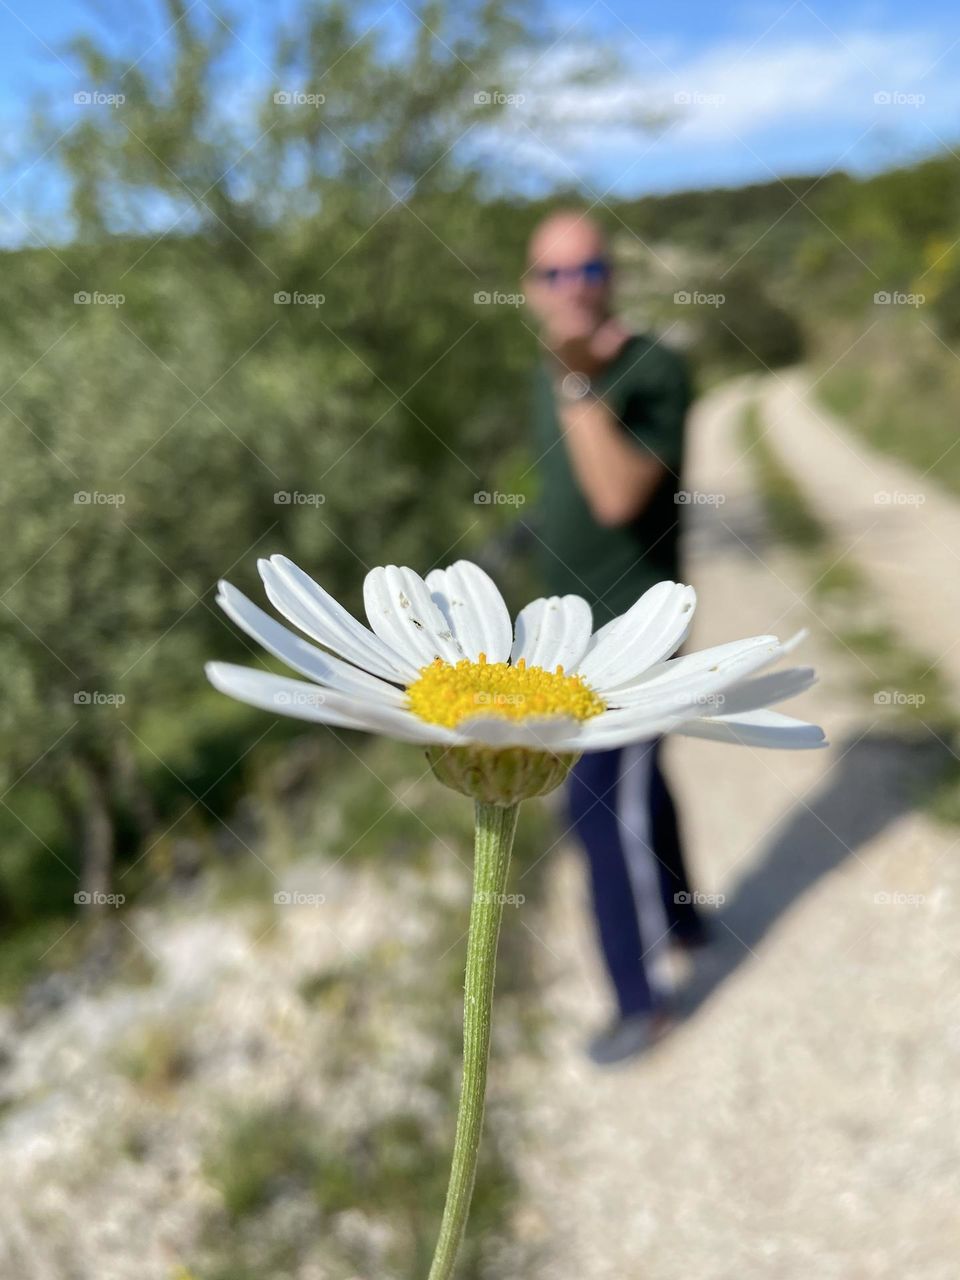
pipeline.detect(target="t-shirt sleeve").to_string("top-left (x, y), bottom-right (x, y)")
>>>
top-left (616, 344), bottom-right (691, 474)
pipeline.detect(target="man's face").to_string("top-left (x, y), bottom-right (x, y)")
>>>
top-left (525, 219), bottom-right (611, 343)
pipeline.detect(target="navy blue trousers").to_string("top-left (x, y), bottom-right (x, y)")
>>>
top-left (568, 740), bottom-right (700, 1017)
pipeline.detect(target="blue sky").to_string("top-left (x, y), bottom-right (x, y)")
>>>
top-left (1, 0), bottom-right (958, 244)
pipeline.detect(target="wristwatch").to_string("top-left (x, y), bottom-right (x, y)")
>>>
top-left (555, 371), bottom-right (593, 402)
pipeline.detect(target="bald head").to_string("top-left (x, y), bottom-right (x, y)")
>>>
top-left (526, 210), bottom-right (609, 271)
top-left (524, 209), bottom-right (613, 343)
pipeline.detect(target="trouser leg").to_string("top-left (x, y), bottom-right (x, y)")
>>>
top-left (568, 745), bottom-right (663, 1017)
top-left (648, 740), bottom-right (704, 940)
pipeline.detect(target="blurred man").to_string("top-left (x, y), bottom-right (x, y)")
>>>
top-left (525, 210), bottom-right (706, 1065)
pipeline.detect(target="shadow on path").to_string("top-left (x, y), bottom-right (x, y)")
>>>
top-left (676, 729), bottom-right (950, 1018)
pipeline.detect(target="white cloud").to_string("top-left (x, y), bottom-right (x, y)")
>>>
top-left (472, 28), bottom-right (960, 187)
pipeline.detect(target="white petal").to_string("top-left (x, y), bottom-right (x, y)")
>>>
top-left (425, 560), bottom-right (512, 663)
top-left (510, 595), bottom-right (593, 672)
top-left (559, 707), bottom-right (692, 751)
top-left (364, 565), bottom-right (465, 669)
top-left (216, 581), bottom-right (407, 704)
top-left (780, 628), bottom-right (808, 655)
top-left (576, 582), bottom-right (696, 688)
top-left (455, 715), bottom-right (581, 749)
top-left (566, 638), bottom-right (823, 750)
top-left (674, 708), bottom-right (827, 750)
top-left (712, 667), bottom-right (817, 717)
top-left (205, 663), bottom-right (456, 745)
top-left (582, 615), bottom-right (618, 658)
top-left (607, 635), bottom-right (785, 708)
top-left (260, 556), bottom-right (417, 682)
top-left (559, 643), bottom-right (808, 748)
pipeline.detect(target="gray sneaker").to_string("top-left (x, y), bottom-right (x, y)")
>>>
top-left (586, 1011), bottom-right (672, 1066)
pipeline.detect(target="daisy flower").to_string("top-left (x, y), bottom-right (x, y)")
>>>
top-left (204, 552), bottom-right (825, 1280)
top-left (206, 555), bottom-right (825, 802)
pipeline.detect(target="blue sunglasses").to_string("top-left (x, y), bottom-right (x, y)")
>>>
top-left (534, 258), bottom-right (611, 287)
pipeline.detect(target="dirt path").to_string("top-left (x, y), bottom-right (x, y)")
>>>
top-left (750, 368), bottom-right (960, 702)
top-left (514, 375), bottom-right (960, 1280)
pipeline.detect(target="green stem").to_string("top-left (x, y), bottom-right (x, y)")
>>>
top-left (427, 799), bottom-right (520, 1280)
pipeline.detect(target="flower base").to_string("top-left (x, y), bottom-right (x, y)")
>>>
top-left (425, 744), bottom-right (580, 805)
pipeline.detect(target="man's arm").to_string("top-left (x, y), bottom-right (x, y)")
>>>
top-left (556, 393), bottom-right (666, 527)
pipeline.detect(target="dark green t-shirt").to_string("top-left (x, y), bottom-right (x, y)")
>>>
top-left (532, 333), bottom-right (691, 628)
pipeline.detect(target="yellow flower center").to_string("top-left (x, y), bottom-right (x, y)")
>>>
top-left (406, 653), bottom-right (606, 728)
